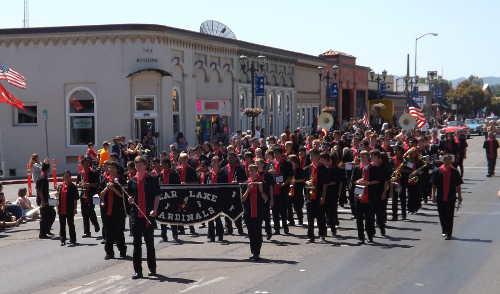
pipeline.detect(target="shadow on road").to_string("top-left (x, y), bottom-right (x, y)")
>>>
top-left (144, 273), bottom-right (196, 284)
top-left (383, 235), bottom-right (421, 242)
top-left (451, 237), bottom-right (493, 243)
top-left (386, 225), bottom-right (422, 232)
top-left (367, 241), bottom-right (414, 249)
top-left (153, 257), bottom-right (298, 264)
top-left (405, 219), bottom-right (438, 224)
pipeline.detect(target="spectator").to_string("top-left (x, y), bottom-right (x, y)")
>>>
top-left (16, 187), bottom-right (39, 219)
top-left (0, 191), bottom-right (20, 229)
top-left (0, 184), bottom-right (23, 220)
top-left (98, 142), bottom-right (110, 167)
top-left (176, 132), bottom-right (188, 152)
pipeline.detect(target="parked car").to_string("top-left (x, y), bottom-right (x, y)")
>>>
top-left (465, 119), bottom-right (483, 136)
top-left (441, 120), bottom-right (470, 138)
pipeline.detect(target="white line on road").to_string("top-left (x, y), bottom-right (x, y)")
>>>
top-left (180, 276), bottom-right (227, 293)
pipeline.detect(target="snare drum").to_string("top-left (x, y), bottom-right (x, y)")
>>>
top-left (92, 194), bottom-right (101, 206)
top-left (354, 185), bottom-right (366, 198)
top-left (48, 198), bottom-right (59, 207)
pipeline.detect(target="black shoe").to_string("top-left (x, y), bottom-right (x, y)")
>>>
top-left (298, 220), bottom-right (304, 226)
top-left (486, 174), bottom-right (492, 177)
top-left (60, 241), bottom-right (66, 246)
top-left (238, 229), bottom-right (245, 235)
top-left (199, 223), bottom-right (206, 228)
top-left (39, 234), bottom-right (50, 239)
top-left (82, 234), bottom-right (91, 238)
top-left (306, 238), bottom-right (315, 244)
top-left (68, 242), bottom-right (77, 247)
top-left (47, 232), bottom-right (54, 236)
top-left (380, 227), bottom-right (386, 236)
top-left (131, 273), bottom-right (143, 280)
top-left (445, 235), bottom-right (452, 240)
top-left (283, 227), bottom-right (290, 235)
top-left (162, 236), bottom-right (168, 242)
top-left (120, 251), bottom-right (127, 258)
top-left (208, 238), bottom-right (215, 243)
top-left (252, 255), bottom-right (260, 261)
top-left (104, 255), bottom-right (114, 260)
top-left (266, 233), bottom-right (272, 240)
top-left (358, 240), bottom-right (365, 245)
top-left (148, 269), bottom-right (156, 276)
top-left (95, 225), bottom-right (100, 233)
top-left (368, 238), bottom-right (374, 243)
top-left (331, 229), bottom-right (337, 236)
top-left (274, 230), bottom-right (280, 235)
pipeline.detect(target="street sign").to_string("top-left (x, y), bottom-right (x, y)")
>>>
top-left (378, 82), bottom-right (387, 97)
top-left (255, 76), bottom-right (265, 96)
top-left (435, 86), bottom-right (443, 99)
top-left (412, 86), bottom-right (419, 98)
top-left (328, 83), bottom-right (339, 99)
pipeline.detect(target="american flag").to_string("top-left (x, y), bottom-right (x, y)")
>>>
top-left (0, 64), bottom-right (27, 89)
top-left (0, 83), bottom-right (24, 109)
top-left (407, 98), bottom-right (426, 128)
top-left (362, 112), bottom-right (370, 127)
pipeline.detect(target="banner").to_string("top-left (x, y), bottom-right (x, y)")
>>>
top-left (156, 184), bottom-right (243, 225)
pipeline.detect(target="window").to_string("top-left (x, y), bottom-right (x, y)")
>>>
top-left (67, 88), bottom-right (96, 146)
top-left (172, 89), bottom-right (181, 135)
top-left (136, 96), bottom-right (155, 112)
top-left (301, 108), bottom-right (305, 127)
top-left (267, 93), bottom-right (274, 135)
top-left (15, 104), bottom-right (38, 125)
top-left (285, 94), bottom-right (291, 129)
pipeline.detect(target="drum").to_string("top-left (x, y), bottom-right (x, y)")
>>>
top-left (92, 194), bottom-right (101, 206)
top-left (354, 185), bottom-right (366, 199)
top-left (48, 198), bottom-right (59, 207)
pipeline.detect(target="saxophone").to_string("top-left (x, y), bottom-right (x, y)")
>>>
top-left (390, 160), bottom-right (404, 183)
top-left (408, 156), bottom-right (430, 185)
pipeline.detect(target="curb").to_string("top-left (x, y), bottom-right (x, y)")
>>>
top-left (0, 176), bottom-right (76, 186)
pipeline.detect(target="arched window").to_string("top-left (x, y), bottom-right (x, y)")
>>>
top-left (171, 88), bottom-right (181, 135)
top-left (285, 94), bottom-right (291, 130)
top-left (67, 88), bottom-right (96, 146)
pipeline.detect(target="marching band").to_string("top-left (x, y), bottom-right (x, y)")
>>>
top-left (36, 122), bottom-right (474, 279)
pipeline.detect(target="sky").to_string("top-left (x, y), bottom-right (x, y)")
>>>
top-left (1, 0), bottom-right (499, 80)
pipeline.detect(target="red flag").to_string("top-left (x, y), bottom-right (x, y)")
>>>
top-left (0, 83), bottom-right (24, 109)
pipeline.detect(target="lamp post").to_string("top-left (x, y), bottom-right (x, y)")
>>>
top-left (240, 54), bottom-right (266, 136)
top-left (317, 66), bottom-right (331, 106)
top-left (370, 70), bottom-right (387, 98)
top-left (415, 32), bottom-right (438, 78)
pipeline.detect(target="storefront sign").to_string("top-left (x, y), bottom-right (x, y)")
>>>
top-left (156, 184), bottom-right (243, 225)
top-left (195, 99), bottom-right (231, 116)
top-left (255, 76), bottom-right (265, 96)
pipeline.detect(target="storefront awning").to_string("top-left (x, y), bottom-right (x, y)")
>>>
top-left (126, 68), bottom-right (171, 78)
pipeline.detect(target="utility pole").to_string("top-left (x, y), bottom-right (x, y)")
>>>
top-left (23, 0), bottom-right (29, 28)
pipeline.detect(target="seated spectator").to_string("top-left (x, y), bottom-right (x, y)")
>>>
top-left (0, 192), bottom-right (20, 229)
top-left (16, 188), bottom-right (39, 220)
top-left (0, 183), bottom-right (23, 220)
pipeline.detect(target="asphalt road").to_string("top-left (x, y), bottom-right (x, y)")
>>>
top-left (0, 136), bottom-right (498, 294)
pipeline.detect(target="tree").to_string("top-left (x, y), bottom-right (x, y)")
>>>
top-left (446, 76), bottom-right (491, 117)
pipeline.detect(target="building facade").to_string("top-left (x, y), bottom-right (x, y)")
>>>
top-left (0, 24), bottom-right (365, 177)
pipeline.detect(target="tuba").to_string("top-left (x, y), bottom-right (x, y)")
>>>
top-left (318, 112), bottom-right (334, 131)
top-left (399, 113), bottom-right (417, 131)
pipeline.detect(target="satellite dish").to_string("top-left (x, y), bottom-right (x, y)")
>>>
top-left (200, 20), bottom-right (237, 39)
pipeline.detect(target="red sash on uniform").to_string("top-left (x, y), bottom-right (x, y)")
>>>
top-left (210, 170), bottom-right (218, 184)
top-left (106, 175), bottom-right (114, 216)
top-left (273, 159), bottom-right (281, 195)
top-left (488, 139), bottom-right (495, 159)
top-left (60, 183), bottom-right (68, 215)
top-left (310, 163), bottom-right (318, 200)
top-left (360, 163), bottom-right (369, 204)
top-left (82, 169), bottom-right (90, 200)
top-left (161, 169), bottom-right (170, 185)
top-left (135, 174), bottom-right (146, 219)
top-left (199, 171), bottom-right (206, 184)
top-left (226, 164), bottom-right (235, 183)
top-left (179, 165), bottom-right (187, 183)
top-left (300, 157), bottom-right (305, 169)
top-left (439, 165), bottom-right (452, 202)
top-left (248, 177), bottom-right (259, 218)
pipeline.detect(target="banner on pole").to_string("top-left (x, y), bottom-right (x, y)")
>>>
top-left (156, 184), bottom-right (243, 225)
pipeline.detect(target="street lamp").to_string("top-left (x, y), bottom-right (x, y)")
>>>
top-left (415, 32), bottom-right (438, 78)
top-left (370, 70), bottom-right (387, 98)
top-left (240, 54), bottom-right (266, 136)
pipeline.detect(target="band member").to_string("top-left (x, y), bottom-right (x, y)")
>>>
top-left (77, 157), bottom-right (100, 238)
top-left (271, 147), bottom-right (293, 235)
top-left (325, 152), bottom-right (344, 236)
top-left (432, 154), bottom-right (463, 240)
top-left (100, 161), bottom-right (127, 259)
top-left (57, 170), bottom-right (78, 246)
top-left (37, 161), bottom-right (56, 239)
top-left (455, 131), bottom-right (468, 177)
top-left (128, 156), bottom-right (160, 279)
top-left (305, 150), bottom-right (327, 243)
top-left (178, 152), bottom-right (198, 235)
top-left (223, 152), bottom-right (247, 235)
top-left (256, 158), bottom-right (274, 240)
top-left (288, 155), bottom-right (305, 227)
top-left (371, 150), bottom-right (389, 236)
top-left (403, 148), bottom-right (423, 214)
top-left (242, 164), bottom-right (268, 261)
top-left (355, 150), bottom-right (380, 244)
top-left (390, 145), bottom-right (406, 221)
top-left (207, 156), bottom-right (225, 242)
top-left (159, 159), bottom-right (181, 242)
top-left (439, 133), bottom-right (457, 156)
top-left (483, 132), bottom-right (498, 177)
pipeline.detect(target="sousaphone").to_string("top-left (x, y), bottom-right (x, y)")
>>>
top-left (318, 112), bottom-right (334, 130)
top-left (398, 113), bottom-right (417, 130)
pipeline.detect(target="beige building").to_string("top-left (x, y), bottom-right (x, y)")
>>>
top-left (0, 23), bottom-right (362, 177)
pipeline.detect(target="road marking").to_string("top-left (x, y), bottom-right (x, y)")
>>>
top-left (299, 269), bottom-right (306, 272)
top-left (180, 276), bottom-right (227, 293)
top-left (60, 275), bottom-right (124, 294)
top-left (415, 282), bottom-right (425, 287)
top-left (255, 291), bottom-right (271, 294)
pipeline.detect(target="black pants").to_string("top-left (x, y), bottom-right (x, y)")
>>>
top-left (306, 200), bottom-right (326, 240)
top-left (81, 201), bottom-right (99, 235)
top-left (132, 219), bottom-right (156, 274)
top-left (288, 188), bottom-right (305, 225)
top-left (392, 184), bottom-right (407, 220)
top-left (339, 182), bottom-right (348, 207)
top-left (356, 202), bottom-right (375, 241)
top-left (245, 217), bottom-right (263, 257)
top-left (208, 217), bottom-right (224, 241)
top-left (104, 215), bottom-right (126, 256)
top-left (437, 200), bottom-right (456, 237)
top-left (59, 214), bottom-right (76, 243)
top-left (263, 203), bottom-right (272, 236)
top-left (40, 206), bottom-right (56, 236)
top-left (272, 191), bottom-right (289, 233)
top-left (325, 192), bottom-right (339, 234)
top-left (407, 185), bottom-right (420, 213)
top-left (487, 157), bottom-right (497, 175)
top-left (374, 198), bottom-right (387, 230)
top-left (225, 217), bottom-right (243, 234)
